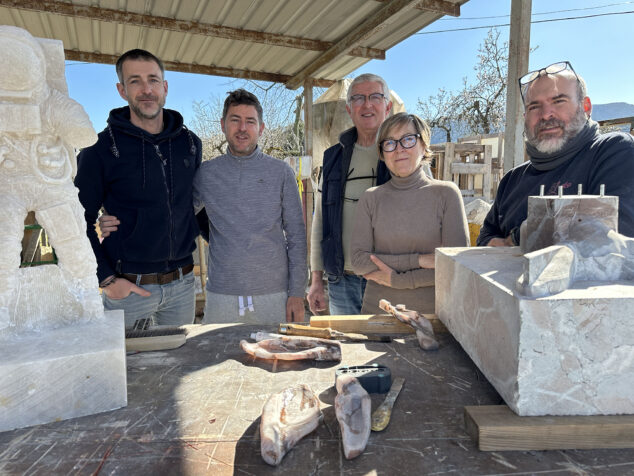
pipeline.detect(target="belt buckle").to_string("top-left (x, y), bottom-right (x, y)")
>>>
top-left (157, 271), bottom-right (174, 285)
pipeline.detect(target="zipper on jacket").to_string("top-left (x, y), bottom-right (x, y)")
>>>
top-left (155, 143), bottom-right (174, 260)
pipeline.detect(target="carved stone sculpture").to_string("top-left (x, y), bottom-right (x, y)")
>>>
top-left (517, 194), bottom-right (634, 297)
top-left (0, 25), bottom-right (103, 334)
top-left (0, 26), bottom-right (126, 433)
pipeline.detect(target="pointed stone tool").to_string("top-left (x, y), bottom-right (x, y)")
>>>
top-left (371, 377), bottom-right (405, 431)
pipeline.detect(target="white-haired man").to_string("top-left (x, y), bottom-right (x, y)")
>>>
top-left (307, 73), bottom-right (393, 315)
top-left (478, 61), bottom-right (634, 246)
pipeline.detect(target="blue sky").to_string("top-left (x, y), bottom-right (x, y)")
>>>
top-left (65, 0), bottom-right (634, 131)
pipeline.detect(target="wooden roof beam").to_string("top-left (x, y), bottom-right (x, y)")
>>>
top-left (374, 0), bottom-right (460, 17)
top-left (3, 0), bottom-right (385, 60)
top-left (64, 50), bottom-right (335, 88)
top-left (285, 0), bottom-right (419, 90)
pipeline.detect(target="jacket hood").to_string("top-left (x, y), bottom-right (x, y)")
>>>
top-left (104, 106), bottom-right (197, 160)
top-left (107, 106), bottom-right (185, 141)
top-left (103, 106), bottom-right (197, 188)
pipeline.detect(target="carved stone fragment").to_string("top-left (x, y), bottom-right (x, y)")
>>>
top-left (260, 384), bottom-right (321, 466)
top-left (335, 374), bottom-right (371, 459)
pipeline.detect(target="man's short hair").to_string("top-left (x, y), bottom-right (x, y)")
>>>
top-left (347, 73), bottom-right (390, 104)
top-left (222, 89), bottom-right (264, 123)
top-left (116, 49), bottom-right (165, 83)
top-left (523, 69), bottom-right (588, 107)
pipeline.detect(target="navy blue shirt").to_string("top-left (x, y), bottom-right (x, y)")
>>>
top-left (478, 131), bottom-right (634, 245)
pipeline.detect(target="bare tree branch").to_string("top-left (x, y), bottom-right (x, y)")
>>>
top-left (417, 28), bottom-right (513, 141)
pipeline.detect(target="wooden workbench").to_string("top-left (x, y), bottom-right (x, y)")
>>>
top-left (1, 323), bottom-right (633, 475)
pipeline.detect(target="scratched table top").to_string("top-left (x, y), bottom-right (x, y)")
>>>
top-left (1, 323), bottom-right (633, 475)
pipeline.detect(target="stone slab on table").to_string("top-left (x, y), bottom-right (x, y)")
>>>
top-left (0, 310), bottom-right (127, 432)
top-left (436, 246), bottom-right (634, 416)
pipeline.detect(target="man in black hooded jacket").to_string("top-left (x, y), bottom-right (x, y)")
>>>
top-left (75, 49), bottom-right (203, 328)
top-left (478, 61), bottom-right (634, 246)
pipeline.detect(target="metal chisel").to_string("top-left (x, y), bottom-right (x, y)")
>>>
top-left (371, 377), bottom-right (405, 431)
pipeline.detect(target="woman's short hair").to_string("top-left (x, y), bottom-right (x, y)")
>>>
top-left (376, 112), bottom-right (432, 160)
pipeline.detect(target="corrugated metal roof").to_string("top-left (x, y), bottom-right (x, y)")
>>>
top-left (0, 0), bottom-right (469, 88)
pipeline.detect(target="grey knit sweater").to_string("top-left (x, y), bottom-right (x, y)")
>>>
top-left (193, 146), bottom-right (307, 297)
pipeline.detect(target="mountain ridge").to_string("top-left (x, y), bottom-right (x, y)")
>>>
top-left (429, 102), bottom-right (634, 143)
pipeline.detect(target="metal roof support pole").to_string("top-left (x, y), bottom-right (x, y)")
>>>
top-left (503, 0), bottom-right (531, 173)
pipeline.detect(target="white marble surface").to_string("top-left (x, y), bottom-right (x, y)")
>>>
top-left (0, 310), bottom-right (127, 432)
top-left (436, 246), bottom-right (634, 416)
top-left (0, 26), bottom-right (100, 334)
top-left (516, 245), bottom-right (574, 297)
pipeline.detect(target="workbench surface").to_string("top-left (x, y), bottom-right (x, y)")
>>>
top-left (1, 323), bottom-right (633, 475)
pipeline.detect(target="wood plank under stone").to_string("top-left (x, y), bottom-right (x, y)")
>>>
top-left (464, 405), bottom-right (634, 451)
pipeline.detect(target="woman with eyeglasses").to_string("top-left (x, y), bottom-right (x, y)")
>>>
top-left (350, 112), bottom-right (469, 316)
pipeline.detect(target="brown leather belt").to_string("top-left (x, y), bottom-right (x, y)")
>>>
top-left (120, 264), bottom-right (194, 286)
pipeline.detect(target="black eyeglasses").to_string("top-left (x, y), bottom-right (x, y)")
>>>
top-left (349, 93), bottom-right (386, 107)
top-left (380, 133), bottom-right (421, 153)
top-left (518, 61), bottom-right (580, 100)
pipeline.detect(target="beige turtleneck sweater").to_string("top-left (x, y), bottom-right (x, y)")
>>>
top-left (350, 165), bottom-right (469, 314)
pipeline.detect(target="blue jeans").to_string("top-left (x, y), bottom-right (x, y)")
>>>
top-left (327, 273), bottom-right (367, 315)
top-left (103, 270), bottom-right (196, 328)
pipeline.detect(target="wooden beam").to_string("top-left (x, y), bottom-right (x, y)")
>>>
top-left (310, 313), bottom-right (448, 335)
top-left (503, 0), bottom-right (532, 172)
top-left (414, 0), bottom-right (460, 16)
top-left (2, 0), bottom-right (384, 60)
top-left (374, 0), bottom-right (460, 17)
top-left (64, 50), bottom-right (335, 88)
top-left (598, 116), bottom-right (634, 127)
top-left (465, 405), bottom-right (634, 451)
top-left (285, 0), bottom-right (418, 90)
top-left (303, 80), bottom-right (314, 262)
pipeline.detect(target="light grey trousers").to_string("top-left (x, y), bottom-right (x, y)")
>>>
top-left (202, 291), bottom-right (287, 324)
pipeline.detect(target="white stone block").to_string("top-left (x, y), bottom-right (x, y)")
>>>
top-left (0, 310), bottom-right (127, 432)
top-left (516, 245), bottom-right (574, 297)
top-left (436, 247), bottom-right (634, 416)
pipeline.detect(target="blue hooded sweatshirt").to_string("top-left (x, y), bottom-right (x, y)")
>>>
top-left (75, 106), bottom-right (202, 282)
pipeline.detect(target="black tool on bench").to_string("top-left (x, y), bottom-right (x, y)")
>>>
top-left (335, 364), bottom-right (392, 393)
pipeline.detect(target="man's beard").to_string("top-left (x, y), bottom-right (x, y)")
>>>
top-left (526, 107), bottom-right (587, 154)
top-left (130, 95), bottom-right (165, 120)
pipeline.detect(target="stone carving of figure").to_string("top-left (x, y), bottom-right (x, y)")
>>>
top-left (517, 195), bottom-right (634, 297)
top-left (0, 26), bottom-right (102, 334)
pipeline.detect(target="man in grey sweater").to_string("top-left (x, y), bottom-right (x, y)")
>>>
top-left (193, 89), bottom-right (307, 323)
